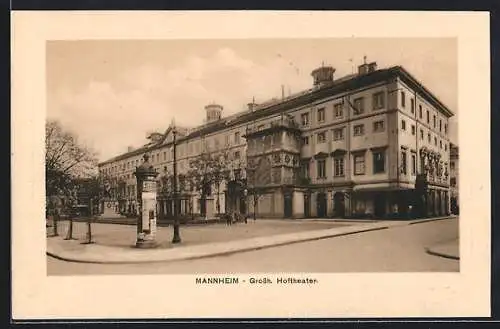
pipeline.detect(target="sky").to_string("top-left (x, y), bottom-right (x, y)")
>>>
top-left (46, 38), bottom-right (458, 162)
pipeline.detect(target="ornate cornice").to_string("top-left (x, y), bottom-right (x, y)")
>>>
top-left (314, 152), bottom-right (329, 159)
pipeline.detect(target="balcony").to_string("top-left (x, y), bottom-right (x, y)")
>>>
top-left (245, 116), bottom-right (300, 136)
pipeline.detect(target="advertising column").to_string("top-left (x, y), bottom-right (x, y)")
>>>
top-left (134, 154), bottom-right (159, 248)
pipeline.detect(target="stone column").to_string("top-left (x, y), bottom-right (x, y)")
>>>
top-left (345, 191), bottom-right (352, 218)
top-left (435, 190), bottom-right (440, 216)
top-left (427, 190), bottom-right (433, 217)
top-left (327, 190), bottom-right (334, 218)
top-left (441, 191), bottom-right (445, 215)
top-left (310, 191), bottom-right (317, 217)
top-left (445, 191), bottom-right (450, 215)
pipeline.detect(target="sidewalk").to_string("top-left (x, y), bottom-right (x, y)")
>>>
top-left (47, 216), bottom-right (455, 264)
top-left (425, 239), bottom-right (460, 260)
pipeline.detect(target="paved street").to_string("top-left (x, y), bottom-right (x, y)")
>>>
top-left (47, 217), bottom-right (459, 274)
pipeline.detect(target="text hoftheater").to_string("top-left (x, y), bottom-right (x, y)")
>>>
top-left (195, 277), bottom-right (319, 285)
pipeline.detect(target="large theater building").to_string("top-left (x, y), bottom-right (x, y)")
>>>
top-left (98, 60), bottom-right (454, 219)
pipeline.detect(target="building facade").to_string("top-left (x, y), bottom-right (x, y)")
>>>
top-left (98, 60), bottom-right (454, 219)
top-left (449, 143), bottom-right (459, 214)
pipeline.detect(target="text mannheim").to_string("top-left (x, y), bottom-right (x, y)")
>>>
top-left (98, 60), bottom-right (454, 220)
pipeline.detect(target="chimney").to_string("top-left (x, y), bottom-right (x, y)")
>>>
top-left (127, 146), bottom-right (134, 152)
top-left (368, 62), bottom-right (377, 73)
top-left (359, 61), bottom-right (377, 75)
top-left (358, 63), bottom-right (369, 75)
top-left (247, 97), bottom-right (257, 111)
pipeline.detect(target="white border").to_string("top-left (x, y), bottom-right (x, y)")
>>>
top-left (11, 11), bottom-right (490, 319)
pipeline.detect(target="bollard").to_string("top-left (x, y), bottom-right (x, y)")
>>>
top-left (64, 218), bottom-right (74, 240)
top-left (82, 219), bottom-right (94, 244)
top-left (82, 199), bottom-right (95, 244)
top-left (53, 214), bottom-right (59, 236)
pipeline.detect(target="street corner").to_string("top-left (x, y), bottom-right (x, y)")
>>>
top-left (46, 234), bottom-right (120, 264)
top-left (46, 235), bottom-right (89, 256)
top-left (425, 239), bottom-right (459, 260)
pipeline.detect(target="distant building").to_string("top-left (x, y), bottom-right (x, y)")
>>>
top-left (449, 143), bottom-right (459, 214)
top-left (98, 59), bottom-right (454, 219)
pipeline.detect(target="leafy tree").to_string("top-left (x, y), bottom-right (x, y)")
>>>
top-left (185, 145), bottom-right (232, 215)
top-left (246, 166), bottom-right (265, 219)
top-left (159, 172), bottom-right (174, 197)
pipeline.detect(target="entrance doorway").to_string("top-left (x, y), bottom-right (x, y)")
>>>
top-left (437, 191), bottom-right (442, 216)
top-left (373, 193), bottom-right (385, 218)
top-left (239, 195), bottom-right (247, 216)
top-left (284, 192), bottom-right (293, 218)
top-left (451, 197), bottom-right (459, 214)
top-left (316, 192), bottom-right (327, 218)
top-left (304, 193), bottom-right (311, 218)
top-left (333, 192), bottom-right (345, 218)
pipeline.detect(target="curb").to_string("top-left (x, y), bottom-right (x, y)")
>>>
top-left (409, 216), bottom-right (456, 225)
top-left (425, 247), bottom-right (460, 260)
top-left (47, 226), bottom-right (390, 265)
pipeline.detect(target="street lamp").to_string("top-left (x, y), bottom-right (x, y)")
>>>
top-left (172, 119), bottom-right (181, 243)
top-left (245, 166), bottom-right (258, 222)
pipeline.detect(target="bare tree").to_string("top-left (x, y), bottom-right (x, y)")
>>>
top-left (45, 120), bottom-right (98, 238)
top-left (45, 120), bottom-right (98, 198)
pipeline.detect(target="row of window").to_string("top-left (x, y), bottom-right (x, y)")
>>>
top-left (304, 149), bottom-right (442, 180)
top-left (299, 91), bottom-right (387, 126)
top-left (208, 131), bottom-right (241, 148)
top-left (101, 132), bottom-right (244, 175)
top-left (302, 120), bottom-right (385, 145)
top-left (101, 159), bottom-right (142, 175)
top-left (303, 150), bottom-right (387, 179)
top-left (400, 150), bottom-right (418, 176)
top-left (401, 90), bottom-right (448, 135)
top-left (400, 119), bottom-right (448, 150)
top-left (299, 90), bottom-right (448, 135)
top-left (300, 119), bottom-right (448, 152)
top-left (103, 151), bottom-right (243, 178)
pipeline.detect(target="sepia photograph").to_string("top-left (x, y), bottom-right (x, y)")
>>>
top-left (12, 11), bottom-right (490, 319)
top-left (45, 38), bottom-right (460, 275)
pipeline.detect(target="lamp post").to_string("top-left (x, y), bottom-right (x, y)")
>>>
top-left (172, 120), bottom-right (182, 243)
top-left (245, 166), bottom-right (258, 222)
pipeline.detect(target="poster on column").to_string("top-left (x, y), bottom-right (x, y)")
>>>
top-left (142, 193), bottom-right (156, 232)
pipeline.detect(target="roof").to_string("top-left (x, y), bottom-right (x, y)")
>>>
top-left (99, 144), bottom-right (153, 166)
top-left (99, 65), bottom-right (455, 166)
